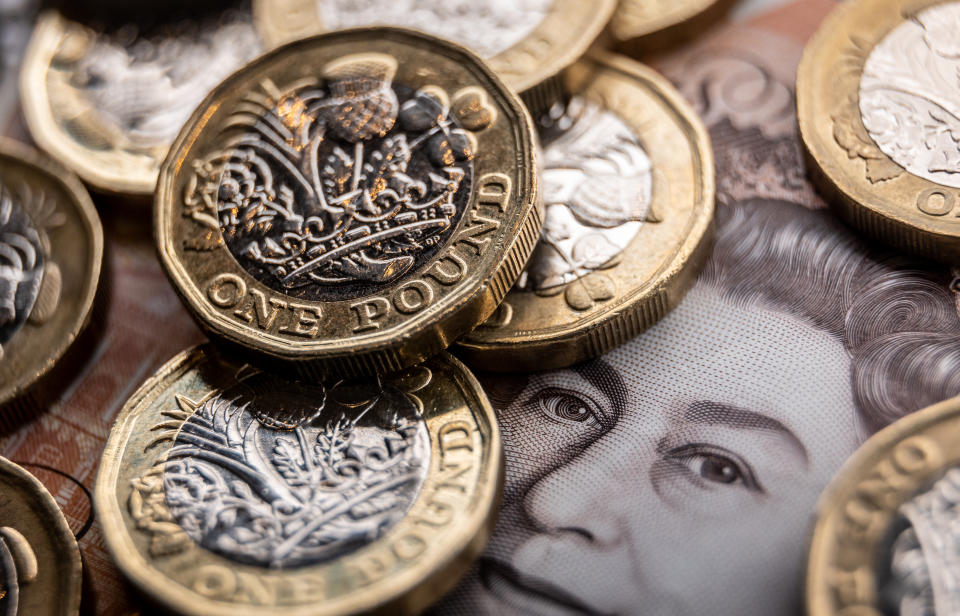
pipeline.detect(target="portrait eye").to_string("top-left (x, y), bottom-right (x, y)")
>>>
top-left (666, 443), bottom-right (763, 493)
top-left (534, 387), bottom-right (603, 427)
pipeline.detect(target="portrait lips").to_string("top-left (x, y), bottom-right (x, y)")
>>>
top-left (479, 557), bottom-right (614, 615)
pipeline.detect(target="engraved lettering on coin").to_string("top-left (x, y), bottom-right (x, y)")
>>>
top-left (184, 53), bottom-right (493, 301)
top-left (46, 11), bottom-right (260, 160)
top-left (887, 467), bottom-right (960, 615)
top-left (0, 526), bottom-right (38, 614)
top-left (130, 368), bottom-right (431, 569)
top-left (316, 0), bottom-right (551, 58)
top-left (859, 2), bottom-right (960, 188)
top-left (0, 185), bottom-right (45, 356)
top-left (519, 98), bottom-right (653, 292)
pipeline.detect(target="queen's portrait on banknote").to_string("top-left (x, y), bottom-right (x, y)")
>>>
top-left (436, 197), bottom-right (960, 615)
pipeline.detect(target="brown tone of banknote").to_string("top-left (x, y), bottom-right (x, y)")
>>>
top-left (3, 0), bottom-right (959, 614)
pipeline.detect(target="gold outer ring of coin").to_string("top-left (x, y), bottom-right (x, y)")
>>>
top-left (251, 0), bottom-right (615, 116)
top-left (807, 395), bottom-right (960, 615)
top-left (0, 456), bottom-right (83, 615)
top-left (0, 138), bottom-right (103, 409)
top-left (94, 344), bottom-right (503, 616)
top-left (456, 52), bottom-right (715, 372)
top-left (608, 0), bottom-right (735, 54)
top-left (155, 28), bottom-right (540, 379)
top-left (798, 0), bottom-right (960, 262)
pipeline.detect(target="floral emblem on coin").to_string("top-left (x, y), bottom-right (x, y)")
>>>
top-left (0, 184), bottom-right (62, 358)
top-left (517, 99), bottom-right (656, 310)
top-left (128, 367), bottom-right (432, 568)
top-left (184, 52), bottom-right (494, 301)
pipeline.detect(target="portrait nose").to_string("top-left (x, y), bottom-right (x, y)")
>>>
top-left (522, 439), bottom-right (626, 548)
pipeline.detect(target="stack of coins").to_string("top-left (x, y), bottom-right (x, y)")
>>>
top-left (4, 2), bottom-right (727, 613)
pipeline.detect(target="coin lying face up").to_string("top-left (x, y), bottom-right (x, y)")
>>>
top-left (252, 0), bottom-right (615, 115)
top-left (156, 29), bottom-right (539, 378)
top-left (798, 0), bottom-right (960, 261)
top-left (807, 395), bottom-right (960, 615)
top-left (95, 345), bottom-right (501, 615)
top-left (0, 456), bottom-right (82, 615)
top-left (457, 53), bottom-right (714, 372)
top-left (20, 8), bottom-right (262, 196)
top-left (0, 139), bottom-right (102, 412)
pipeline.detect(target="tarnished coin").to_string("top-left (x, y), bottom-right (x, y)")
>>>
top-left (0, 456), bottom-right (82, 615)
top-left (610, 0), bottom-right (732, 53)
top-left (456, 52), bottom-right (714, 372)
top-left (798, 0), bottom-right (960, 261)
top-left (20, 8), bottom-right (262, 196)
top-left (252, 0), bottom-right (615, 115)
top-left (0, 139), bottom-right (102, 411)
top-left (155, 29), bottom-right (539, 378)
top-left (95, 344), bottom-right (502, 616)
top-left (807, 395), bottom-right (960, 615)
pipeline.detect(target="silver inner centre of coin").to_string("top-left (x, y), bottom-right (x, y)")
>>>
top-left (48, 10), bottom-right (260, 153)
top-left (160, 370), bottom-right (431, 569)
top-left (519, 98), bottom-right (652, 292)
top-left (317, 0), bottom-right (552, 58)
top-left (0, 184), bottom-right (44, 356)
top-left (859, 2), bottom-right (960, 188)
top-left (888, 467), bottom-right (960, 616)
top-left (185, 51), bottom-right (491, 301)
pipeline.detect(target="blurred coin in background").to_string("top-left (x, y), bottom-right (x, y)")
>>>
top-left (609, 0), bottom-right (735, 54)
top-left (457, 52), bottom-right (714, 372)
top-left (95, 345), bottom-right (501, 616)
top-left (798, 0), bottom-right (960, 262)
top-left (808, 394), bottom-right (960, 615)
top-left (155, 28), bottom-right (539, 378)
top-left (0, 456), bottom-right (82, 615)
top-left (0, 139), bottom-right (102, 419)
top-left (19, 5), bottom-right (262, 196)
top-left (253, 0), bottom-right (615, 116)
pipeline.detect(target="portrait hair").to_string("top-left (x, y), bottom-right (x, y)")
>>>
top-left (701, 198), bottom-right (960, 433)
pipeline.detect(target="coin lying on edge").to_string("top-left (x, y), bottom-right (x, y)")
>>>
top-left (456, 52), bottom-right (714, 372)
top-left (20, 9), bottom-right (262, 196)
top-left (798, 0), bottom-right (960, 261)
top-left (156, 28), bottom-right (540, 378)
top-left (95, 344), bottom-right (502, 616)
top-left (252, 0), bottom-right (615, 116)
top-left (0, 456), bottom-right (82, 615)
top-left (0, 139), bottom-right (103, 413)
top-left (807, 395), bottom-right (960, 615)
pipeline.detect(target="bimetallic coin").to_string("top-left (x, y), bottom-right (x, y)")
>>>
top-left (610, 0), bottom-right (733, 53)
top-left (20, 9), bottom-right (262, 196)
top-left (252, 0), bottom-right (615, 115)
top-left (0, 457), bottom-right (82, 615)
top-left (0, 139), bottom-right (102, 410)
top-left (156, 29), bottom-right (540, 378)
top-left (457, 53), bottom-right (714, 372)
top-left (95, 345), bottom-right (502, 615)
top-left (808, 395), bottom-right (960, 616)
top-left (798, 0), bottom-right (960, 261)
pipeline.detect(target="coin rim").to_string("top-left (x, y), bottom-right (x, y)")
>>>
top-left (154, 27), bottom-right (539, 374)
top-left (0, 455), bottom-right (83, 615)
top-left (806, 394), bottom-right (960, 615)
top-left (0, 137), bottom-right (103, 406)
top-left (456, 51), bottom-right (715, 371)
top-left (94, 345), bottom-right (502, 615)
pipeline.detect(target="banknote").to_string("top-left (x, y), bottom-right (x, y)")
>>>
top-left (430, 4), bottom-right (960, 616)
top-left (1, 1), bottom-right (958, 615)
top-left (0, 0), bottom-right (36, 134)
